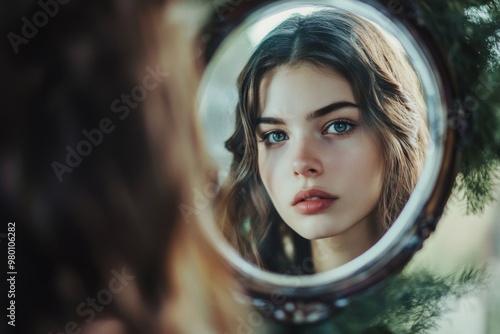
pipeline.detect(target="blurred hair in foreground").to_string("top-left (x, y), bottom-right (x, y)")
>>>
top-left (1, 0), bottom-right (248, 333)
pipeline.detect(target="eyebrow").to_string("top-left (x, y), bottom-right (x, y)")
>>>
top-left (256, 101), bottom-right (359, 126)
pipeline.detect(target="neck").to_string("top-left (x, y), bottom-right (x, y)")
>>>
top-left (311, 217), bottom-right (379, 273)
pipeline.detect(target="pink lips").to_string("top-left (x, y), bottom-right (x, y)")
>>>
top-left (292, 188), bottom-right (337, 214)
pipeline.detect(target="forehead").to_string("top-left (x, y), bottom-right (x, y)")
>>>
top-left (259, 63), bottom-right (356, 116)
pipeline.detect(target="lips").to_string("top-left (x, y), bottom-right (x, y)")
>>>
top-left (292, 188), bottom-right (337, 214)
top-left (292, 188), bottom-right (337, 205)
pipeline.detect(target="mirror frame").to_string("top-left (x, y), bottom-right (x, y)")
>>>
top-left (197, 0), bottom-right (471, 324)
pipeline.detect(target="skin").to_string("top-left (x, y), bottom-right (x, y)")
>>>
top-left (256, 63), bottom-right (383, 270)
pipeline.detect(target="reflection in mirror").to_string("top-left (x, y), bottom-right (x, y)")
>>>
top-left (202, 6), bottom-right (429, 274)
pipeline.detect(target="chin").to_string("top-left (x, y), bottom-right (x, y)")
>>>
top-left (293, 226), bottom-right (337, 241)
top-left (298, 232), bottom-right (335, 240)
top-left (287, 215), bottom-right (342, 240)
top-left (294, 231), bottom-right (318, 240)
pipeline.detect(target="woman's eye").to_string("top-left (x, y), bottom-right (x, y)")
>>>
top-left (262, 131), bottom-right (288, 144)
top-left (325, 121), bottom-right (354, 135)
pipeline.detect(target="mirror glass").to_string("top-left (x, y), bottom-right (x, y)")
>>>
top-left (198, 0), bottom-right (446, 278)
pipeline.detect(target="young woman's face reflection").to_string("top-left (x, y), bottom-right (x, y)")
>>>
top-left (256, 63), bottom-right (383, 241)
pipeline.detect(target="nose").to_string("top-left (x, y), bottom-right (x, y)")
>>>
top-left (291, 140), bottom-right (323, 177)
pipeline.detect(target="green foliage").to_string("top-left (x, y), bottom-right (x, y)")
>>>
top-left (265, 267), bottom-right (487, 334)
top-left (327, 267), bottom-right (487, 333)
top-left (417, 0), bottom-right (500, 214)
top-left (487, 285), bottom-right (500, 333)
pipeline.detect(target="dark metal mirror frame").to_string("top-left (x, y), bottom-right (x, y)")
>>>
top-left (198, 0), bottom-right (471, 324)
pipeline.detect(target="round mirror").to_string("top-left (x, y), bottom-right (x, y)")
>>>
top-left (197, 0), bottom-right (466, 323)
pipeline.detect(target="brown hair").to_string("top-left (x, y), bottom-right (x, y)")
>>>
top-left (216, 9), bottom-right (428, 271)
top-left (2, 0), bottom-right (246, 333)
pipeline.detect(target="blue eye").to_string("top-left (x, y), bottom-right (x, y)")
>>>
top-left (325, 121), bottom-right (354, 134)
top-left (261, 131), bottom-right (288, 144)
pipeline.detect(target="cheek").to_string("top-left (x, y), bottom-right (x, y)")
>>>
top-left (257, 149), bottom-right (284, 197)
top-left (358, 143), bottom-right (384, 196)
top-left (329, 138), bottom-right (383, 192)
top-left (366, 139), bottom-right (384, 180)
top-left (257, 150), bottom-right (273, 192)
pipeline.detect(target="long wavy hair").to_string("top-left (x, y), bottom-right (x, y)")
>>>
top-left (2, 1), bottom-right (246, 333)
top-left (216, 9), bottom-right (428, 271)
